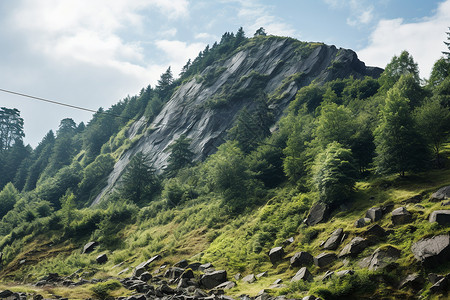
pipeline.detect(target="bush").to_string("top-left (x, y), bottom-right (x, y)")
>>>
top-left (91, 279), bottom-right (121, 300)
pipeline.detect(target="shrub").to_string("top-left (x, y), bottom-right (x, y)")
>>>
top-left (91, 279), bottom-right (121, 300)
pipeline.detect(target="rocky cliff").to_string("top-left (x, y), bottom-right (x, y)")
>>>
top-left (93, 37), bottom-right (382, 205)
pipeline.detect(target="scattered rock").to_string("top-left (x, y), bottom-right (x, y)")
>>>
top-left (174, 259), bottom-right (189, 268)
top-left (403, 194), bottom-right (423, 204)
top-left (431, 186), bottom-right (450, 201)
top-left (290, 267), bottom-right (313, 282)
top-left (139, 272), bottom-right (152, 282)
top-left (321, 270), bottom-right (334, 281)
top-left (354, 218), bottom-right (366, 228)
top-left (430, 277), bottom-right (449, 294)
top-left (242, 274), bottom-right (256, 284)
top-left (282, 237), bottom-right (294, 246)
top-left (82, 241), bottom-right (98, 254)
top-left (199, 263), bottom-right (214, 272)
top-left (272, 279), bottom-right (283, 285)
top-left (306, 202), bottom-right (329, 226)
top-left (268, 246), bottom-right (284, 264)
top-left (256, 271), bottom-right (267, 278)
top-left (359, 246), bottom-right (401, 271)
top-left (442, 201), bottom-right (450, 206)
top-left (164, 267), bottom-right (185, 279)
top-left (363, 224), bottom-right (387, 238)
top-left (335, 270), bottom-right (354, 277)
top-left (314, 253), bottom-right (337, 268)
top-left (181, 269), bottom-right (195, 279)
top-left (133, 255), bottom-right (162, 277)
top-left (323, 228), bottom-right (344, 250)
top-left (186, 262), bottom-right (202, 271)
top-left (391, 207), bottom-right (412, 225)
top-left (96, 254), bottom-right (108, 264)
top-left (428, 273), bottom-right (444, 284)
top-left (302, 296), bottom-right (319, 300)
top-left (199, 270), bottom-right (227, 289)
top-left (398, 273), bottom-right (423, 290)
top-left (429, 210), bottom-right (450, 225)
top-left (234, 273), bottom-right (241, 280)
top-left (339, 237), bottom-right (369, 257)
top-left (412, 234), bottom-right (450, 268)
top-left (290, 251), bottom-right (314, 267)
top-left (118, 268), bottom-right (129, 276)
top-left (214, 281), bottom-right (236, 290)
top-left (366, 207), bottom-right (382, 222)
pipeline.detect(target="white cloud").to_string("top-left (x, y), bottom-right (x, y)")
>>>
top-left (324, 0), bottom-right (374, 27)
top-left (223, 0), bottom-right (297, 37)
top-left (357, 0), bottom-right (450, 78)
top-left (155, 40), bottom-right (205, 68)
top-left (195, 32), bottom-right (219, 41)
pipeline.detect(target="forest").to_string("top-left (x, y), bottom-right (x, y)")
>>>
top-left (0, 28), bottom-right (450, 299)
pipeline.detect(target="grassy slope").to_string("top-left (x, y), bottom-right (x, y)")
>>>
top-left (2, 146), bottom-right (450, 299)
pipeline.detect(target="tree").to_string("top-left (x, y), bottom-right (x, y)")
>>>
top-left (314, 102), bottom-right (355, 147)
top-left (156, 67), bottom-right (174, 100)
top-left (0, 183), bottom-right (19, 219)
top-left (443, 27), bottom-right (450, 58)
top-left (374, 86), bottom-right (429, 176)
top-left (379, 51), bottom-right (420, 92)
top-left (120, 152), bottom-right (159, 205)
top-left (312, 142), bottom-right (358, 207)
top-left (165, 135), bottom-right (194, 177)
top-left (57, 118), bottom-right (77, 137)
top-left (78, 154), bottom-right (115, 203)
top-left (254, 27), bottom-right (267, 37)
top-left (0, 107), bottom-right (25, 151)
top-left (428, 57), bottom-right (450, 87)
top-left (414, 98), bottom-right (450, 167)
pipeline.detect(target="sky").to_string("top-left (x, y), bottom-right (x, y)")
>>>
top-left (0, 0), bottom-right (449, 147)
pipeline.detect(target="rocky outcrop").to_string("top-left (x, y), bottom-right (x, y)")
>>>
top-left (199, 270), bottom-right (227, 289)
top-left (391, 207), bottom-right (412, 225)
top-left (430, 186), bottom-right (450, 201)
top-left (339, 237), bottom-right (369, 257)
top-left (323, 228), bottom-right (344, 250)
top-left (306, 202), bottom-right (329, 226)
top-left (429, 210), bottom-right (450, 225)
top-left (359, 246), bottom-right (401, 271)
top-left (412, 235), bottom-right (450, 268)
top-left (290, 267), bottom-right (313, 282)
top-left (268, 246), bottom-right (284, 264)
top-left (290, 251), bottom-right (314, 267)
top-left (92, 38), bottom-right (382, 205)
top-left (314, 253), bottom-right (337, 268)
top-left (366, 207), bottom-right (382, 222)
top-left (82, 241), bottom-right (98, 254)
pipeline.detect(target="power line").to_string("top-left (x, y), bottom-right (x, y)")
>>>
top-left (0, 87), bottom-right (146, 124)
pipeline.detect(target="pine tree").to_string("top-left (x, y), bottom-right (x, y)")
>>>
top-left (165, 135), bottom-right (194, 177)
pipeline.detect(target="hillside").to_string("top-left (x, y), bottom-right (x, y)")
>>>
top-left (0, 30), bottom-right (450, 300)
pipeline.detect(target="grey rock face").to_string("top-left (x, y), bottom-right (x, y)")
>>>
top-left (359, 246), bottom-right (401, 271)
top-left (214, 281), bottom-right (236, 290)
top-left (398, 273), bottom-right (423, 290)
top-left (339, 237), bottom-right (368, 257)
top-left (429, 210), bottom-right (450, 225)
top-left (96, 254), bottom-right (108, 264)
top-left (431, 186), bottom-right (450, 201)
top-left (290, 251), bottom-right (314, 267)
top-left (364, 224), bottom-right (387, 237)
top-left (92, 38), bottom-right (382, 206)
top-left (323, 228), bottom-right (344, 250)
top-left (354, 218), bottom-right (366, 228)
top-left (391, 207), bottom-right (412, 225)
top-left (411, 235), bottom-right (450, 268)
top-left (290, 267), bottom-right (313, 282)
top-left (82, 241), bottom-right (98, 254)
top-left (268, 246), bottom-right (284, 264)
top-left (366, 207), bottom-right (382, 222)
top-left (314, 252), bottom-right (337, 268)
top-left (200, 270), bottom-right (227, 289)
top-left (242, 274), bottom-right (256, 283)
top-left (306, 202), bottom-right (329, 226)
top-left (133, 255), bottom-right (162, 277)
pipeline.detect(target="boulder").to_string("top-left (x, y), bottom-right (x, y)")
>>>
top-left (268, 246), bottom-right (284, 264)
top-left (82, 241), bottom-right (98, 254)
top-left (174, 259), bottom-right (189, 268)
top-left (139, 272), bottom-right (152, 282)
top-left (242, 274), bottom-right (256, 283)
top-left (366, 207), bottom-right (382, 222)
top-left (214, 281), bottom-right (236, 290)
top-left (96, 254), bottom-right (108, 264)
top-left (234, 273), bottom-right (241, 280)
top-left (181, 269), bottom-right (194, 279)
top-left (256, 271), bottom-right (267, 278)
top-left (443, 201), bottom-right (450, 206)
top-left (133, 255), bottom-right (162, 277)
top-left (290, 267), bottom-right (313, 282)
top-left (199, 263), bottom-right (214, 272)
top-left (314, 252), bottom-right (337, 268)
top-left (429, 210), bottom-right (450, 225)
top-left (363, 224), bottom-right (387, 238)
top-left (354, 218), bottom-right (366, 228)
top-left (323, 228), bottom-right (344, 250)
top-left (164, 267), bottom-right (185, 279)
top-left (335, 270), bottom-right (354, 277)
top-left (398, 273), bottom-right (423, 290)
top-left (411, 235), bottom-right (450, 268)
top-left (430, 277), bottom-right (449, 294)
top-left (359, 246), bottom-right (401, 271)
top-left (200, 270), bottom-right (227, 289)
top-left (186, 262), bottom-right (201, 271)
top-left (428, 273), bottom-right (444, 284)
top-left (431, 186), bottom-right (450, 201)
top-left (306, 202), bottom-right (329, 226)
top-left (391, 207), bottom-right (412, 225)
top-left (302, 296), bottom-right (319, 300)
top-left (321, 270), bottom-right (334, 281)
top-left (290, 251), bottom-right (314, 267)
top-left (339, 237), bottom-right (369, 257)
